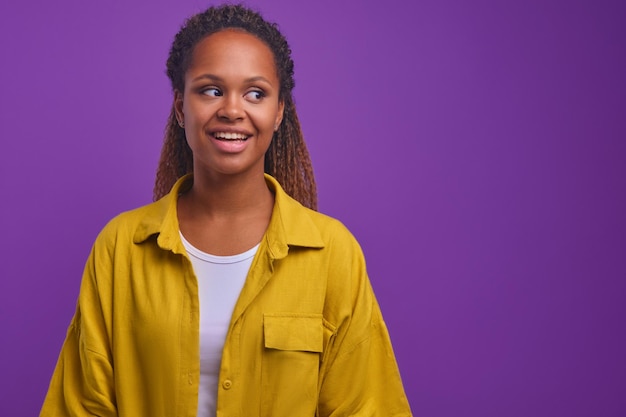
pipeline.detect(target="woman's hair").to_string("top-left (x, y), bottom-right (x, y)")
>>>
top-left (154, 4), bottom-right (317, 210)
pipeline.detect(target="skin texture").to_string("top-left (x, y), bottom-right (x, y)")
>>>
top-left (174, 30), bottom-right (285, 255)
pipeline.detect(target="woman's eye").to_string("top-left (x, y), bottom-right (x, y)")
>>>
top-left (201, 87), bottom-right (222, 97)
top-left (245, 90), bottom-right (265, 102)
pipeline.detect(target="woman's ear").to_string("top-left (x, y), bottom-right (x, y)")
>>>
top-left (174, 90), bottom-right (185, 128)
top-left (274, 100), bottom-right (285, 131)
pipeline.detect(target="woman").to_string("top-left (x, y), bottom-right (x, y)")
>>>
top-left (41, 5), bottom-right (412, 417)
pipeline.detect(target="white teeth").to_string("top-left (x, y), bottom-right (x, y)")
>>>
top-left (214, 132), bottom-right (248, 140)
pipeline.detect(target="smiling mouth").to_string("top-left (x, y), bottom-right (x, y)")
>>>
top-left (213, 132), bottom-right (251, 141)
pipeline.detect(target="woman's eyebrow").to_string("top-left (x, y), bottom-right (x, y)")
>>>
top-left (191, 73), bottom-right (222, 83)
top-left (190, 74), bottom-right (273, 85)
top-left (244, 76), bottom-right (272, 85)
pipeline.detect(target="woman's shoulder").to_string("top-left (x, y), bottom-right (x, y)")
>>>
top-left (283, 197), bottom-right (364, 256)
top-left (94, 196), bottom-right (171, 246)
top-left (304, 207), bottom-right (353, 238)
top-left (98, 175), bottom-right (191, 240)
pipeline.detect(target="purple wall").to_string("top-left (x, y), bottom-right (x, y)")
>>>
top-left (1, 0), bottom-right (625, 415)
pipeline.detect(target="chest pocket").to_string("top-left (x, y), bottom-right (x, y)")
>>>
top-left (261, 313), bottom-right (323, 416)
top-left (263, 313), bottom-right (323, 352)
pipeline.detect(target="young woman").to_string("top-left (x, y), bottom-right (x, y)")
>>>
top-left (41, 5), bottom-right (412, 417)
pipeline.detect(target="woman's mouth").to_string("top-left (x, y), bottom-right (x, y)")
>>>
top-left (213, 132), bottom-right (250, 141)
top-left (209, 131), bottom-right (253, 154)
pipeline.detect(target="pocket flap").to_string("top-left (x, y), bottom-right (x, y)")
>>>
top-left (263, 313), bottom-right (323, 352)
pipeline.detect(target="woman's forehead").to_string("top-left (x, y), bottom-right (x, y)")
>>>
top-left (186, 30), bottom-right (278, 82)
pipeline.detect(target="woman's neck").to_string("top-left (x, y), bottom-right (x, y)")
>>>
top-left (186, 170), bottom-right (272, 218)
top-left (176, 169), bottom-right (274, 256)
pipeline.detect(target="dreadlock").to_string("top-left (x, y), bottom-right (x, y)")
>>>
top-left (154, 4), bottom-right (317, 210)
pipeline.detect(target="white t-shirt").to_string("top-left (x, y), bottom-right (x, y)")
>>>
top-left (180, 232), bottom-right (258, 417)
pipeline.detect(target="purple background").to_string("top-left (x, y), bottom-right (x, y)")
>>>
top-left (1, 0), bottom-right (625, 415)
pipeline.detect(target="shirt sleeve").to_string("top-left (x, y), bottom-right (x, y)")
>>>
top-left (40, 240), bottom-right (117, 417)
top-left (317, 236), bottom-right (413, 417)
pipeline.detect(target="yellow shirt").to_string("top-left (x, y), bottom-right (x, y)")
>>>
top-left (41, 175), bottom-right (412, 417)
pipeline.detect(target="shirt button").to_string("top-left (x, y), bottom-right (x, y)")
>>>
top-left (222, 379), bottom-right (233, 390)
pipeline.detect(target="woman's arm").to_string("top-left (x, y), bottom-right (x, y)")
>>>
top-left (40, 241), bottom-right (117, 417)
top-left (317, 235), bottom-right (412, 417)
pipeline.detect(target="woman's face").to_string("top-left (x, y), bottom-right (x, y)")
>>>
top-left (175, 29), bottom-right (284, 179)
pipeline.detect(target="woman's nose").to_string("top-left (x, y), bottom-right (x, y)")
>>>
top-left (217, 94), bottom-right (244, 120)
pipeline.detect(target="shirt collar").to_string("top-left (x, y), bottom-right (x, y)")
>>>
top-left (132, 174), bottom-right (325, 258)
